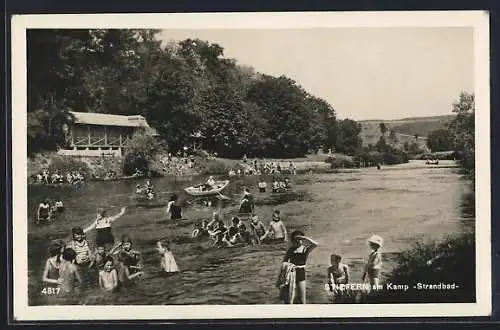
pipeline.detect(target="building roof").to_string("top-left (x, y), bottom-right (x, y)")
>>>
top-left (69, 111), bottom-right (159, 136)
top-left (70, 111), bottom-right (149, 127)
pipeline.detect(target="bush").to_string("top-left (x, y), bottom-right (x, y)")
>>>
top-left (325, 155), bottom-right (356, 169)
top-left (123, 153), bottom-right (149, 176)
top-left (199, 159), bottom-right (233, 175)
top-left (354, 150), bottom-right (382, 167)
top-left (381, 148), bottom-right (409, 165)
top-left (48, 156), bottom-right (91, 177)
top-left (122, 133), bottom-right (164, 176)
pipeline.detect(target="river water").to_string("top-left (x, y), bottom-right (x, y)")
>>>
top-left (27, 160), bottom-right (474, 305)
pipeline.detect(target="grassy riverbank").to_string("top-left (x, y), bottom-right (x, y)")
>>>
top-left (27, 151), bottom-right (344, 180)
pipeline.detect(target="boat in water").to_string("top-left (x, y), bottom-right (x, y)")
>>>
top-left (184, 180), bottom-right (229, 196)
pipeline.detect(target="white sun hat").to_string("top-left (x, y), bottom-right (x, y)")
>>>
top-left (368, 235), bottom-right (384, 247)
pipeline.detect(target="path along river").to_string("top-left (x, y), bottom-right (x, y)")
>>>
top-left (27, 160), bottom-right (473, 305)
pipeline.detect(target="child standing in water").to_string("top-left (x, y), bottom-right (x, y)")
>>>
top-left (362, 235), bottom-right (383, 288)
top-left (99, 256), bottom-right (119, 292)
top-left (66, 227), bottom-right (92, 267)
top-left (156, 240), bottom-right (180, 275)
top-left (325, 254), bottom-right (350, 303)
top-left (58, 248), bottom-right (83, 294)
top-left (260, 210), bottom-right (287, 243)
top-left (84, 207), bottom-right (127, 252)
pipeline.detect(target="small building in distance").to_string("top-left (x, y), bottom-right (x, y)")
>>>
top-left (58, 111), bottom-right (159, 157)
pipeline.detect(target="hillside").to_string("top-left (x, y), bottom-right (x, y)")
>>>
top-left (359, 114), bottom-right (454, 148)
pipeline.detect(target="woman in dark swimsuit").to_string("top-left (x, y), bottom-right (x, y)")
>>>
top-left (282, 230), bottom-right (318, 304)
top-left (166, 194), bottom-right (182, 221)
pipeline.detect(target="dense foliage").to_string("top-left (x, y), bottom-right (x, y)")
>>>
top-left (426, 92), bottom-right (475, 173)
top-left (122, 133), bottom-right (164, 175)
top-left (447, 92), bottom-right (475, 173)
top-left (426, 129), bottom-right (454, 152)
top-left (27, 29), bottom-right (363, 158)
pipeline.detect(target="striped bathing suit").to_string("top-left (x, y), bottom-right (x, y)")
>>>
top-left (68, 240), bottom-right (92, 266)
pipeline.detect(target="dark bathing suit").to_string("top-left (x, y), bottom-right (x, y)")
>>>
top-left (286, 246), bottom-right (311, 282)
top-left (170, 204), bottom-right (182, 220)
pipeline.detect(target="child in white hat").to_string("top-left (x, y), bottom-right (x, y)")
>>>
top-left (362, 235), bottom-right (384, 288)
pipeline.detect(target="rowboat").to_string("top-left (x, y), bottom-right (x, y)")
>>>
top-left (184, 180), bottom-right (229, 196)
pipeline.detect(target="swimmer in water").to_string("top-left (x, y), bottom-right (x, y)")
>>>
top-left (41, 242), bottom-right (64, 286)
top-left (260, 210), bottom-right (287, 243)
top-left (89, 245), bottom-right (107, 270)
top-left (84, 207), bottom-right (127, 251)
top-left (111, 234), bottom-right (143, 277)
top-left (58, 248), bottom-right (83, 294)
top-left (99, 255), bottom-right (119, 292)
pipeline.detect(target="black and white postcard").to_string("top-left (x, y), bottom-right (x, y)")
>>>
top-left (11, 11), bottom-right (491, 320)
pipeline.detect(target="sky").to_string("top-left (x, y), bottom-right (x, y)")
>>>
top-left (159, 27), bottom-right (474, 121)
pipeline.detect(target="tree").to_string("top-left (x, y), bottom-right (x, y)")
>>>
top-left (427, 129), bottom-right (454, 152)
top-left (336, 119), bottom-right (362, 156)
top-left (26, 30), bottom-right (363, 160)
top-left (122, 133), bottom-right (164, 175)
top-left (447, 92), bottom-right (475, 172)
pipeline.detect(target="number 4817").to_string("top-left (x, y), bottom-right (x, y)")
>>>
top-left (41, 287), bottom-right (60, 295)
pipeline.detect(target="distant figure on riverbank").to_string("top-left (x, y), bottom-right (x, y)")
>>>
top-left (289, 161), bottom-right (296, 175)
top-left (376, 163), bottom-right (381, 170)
